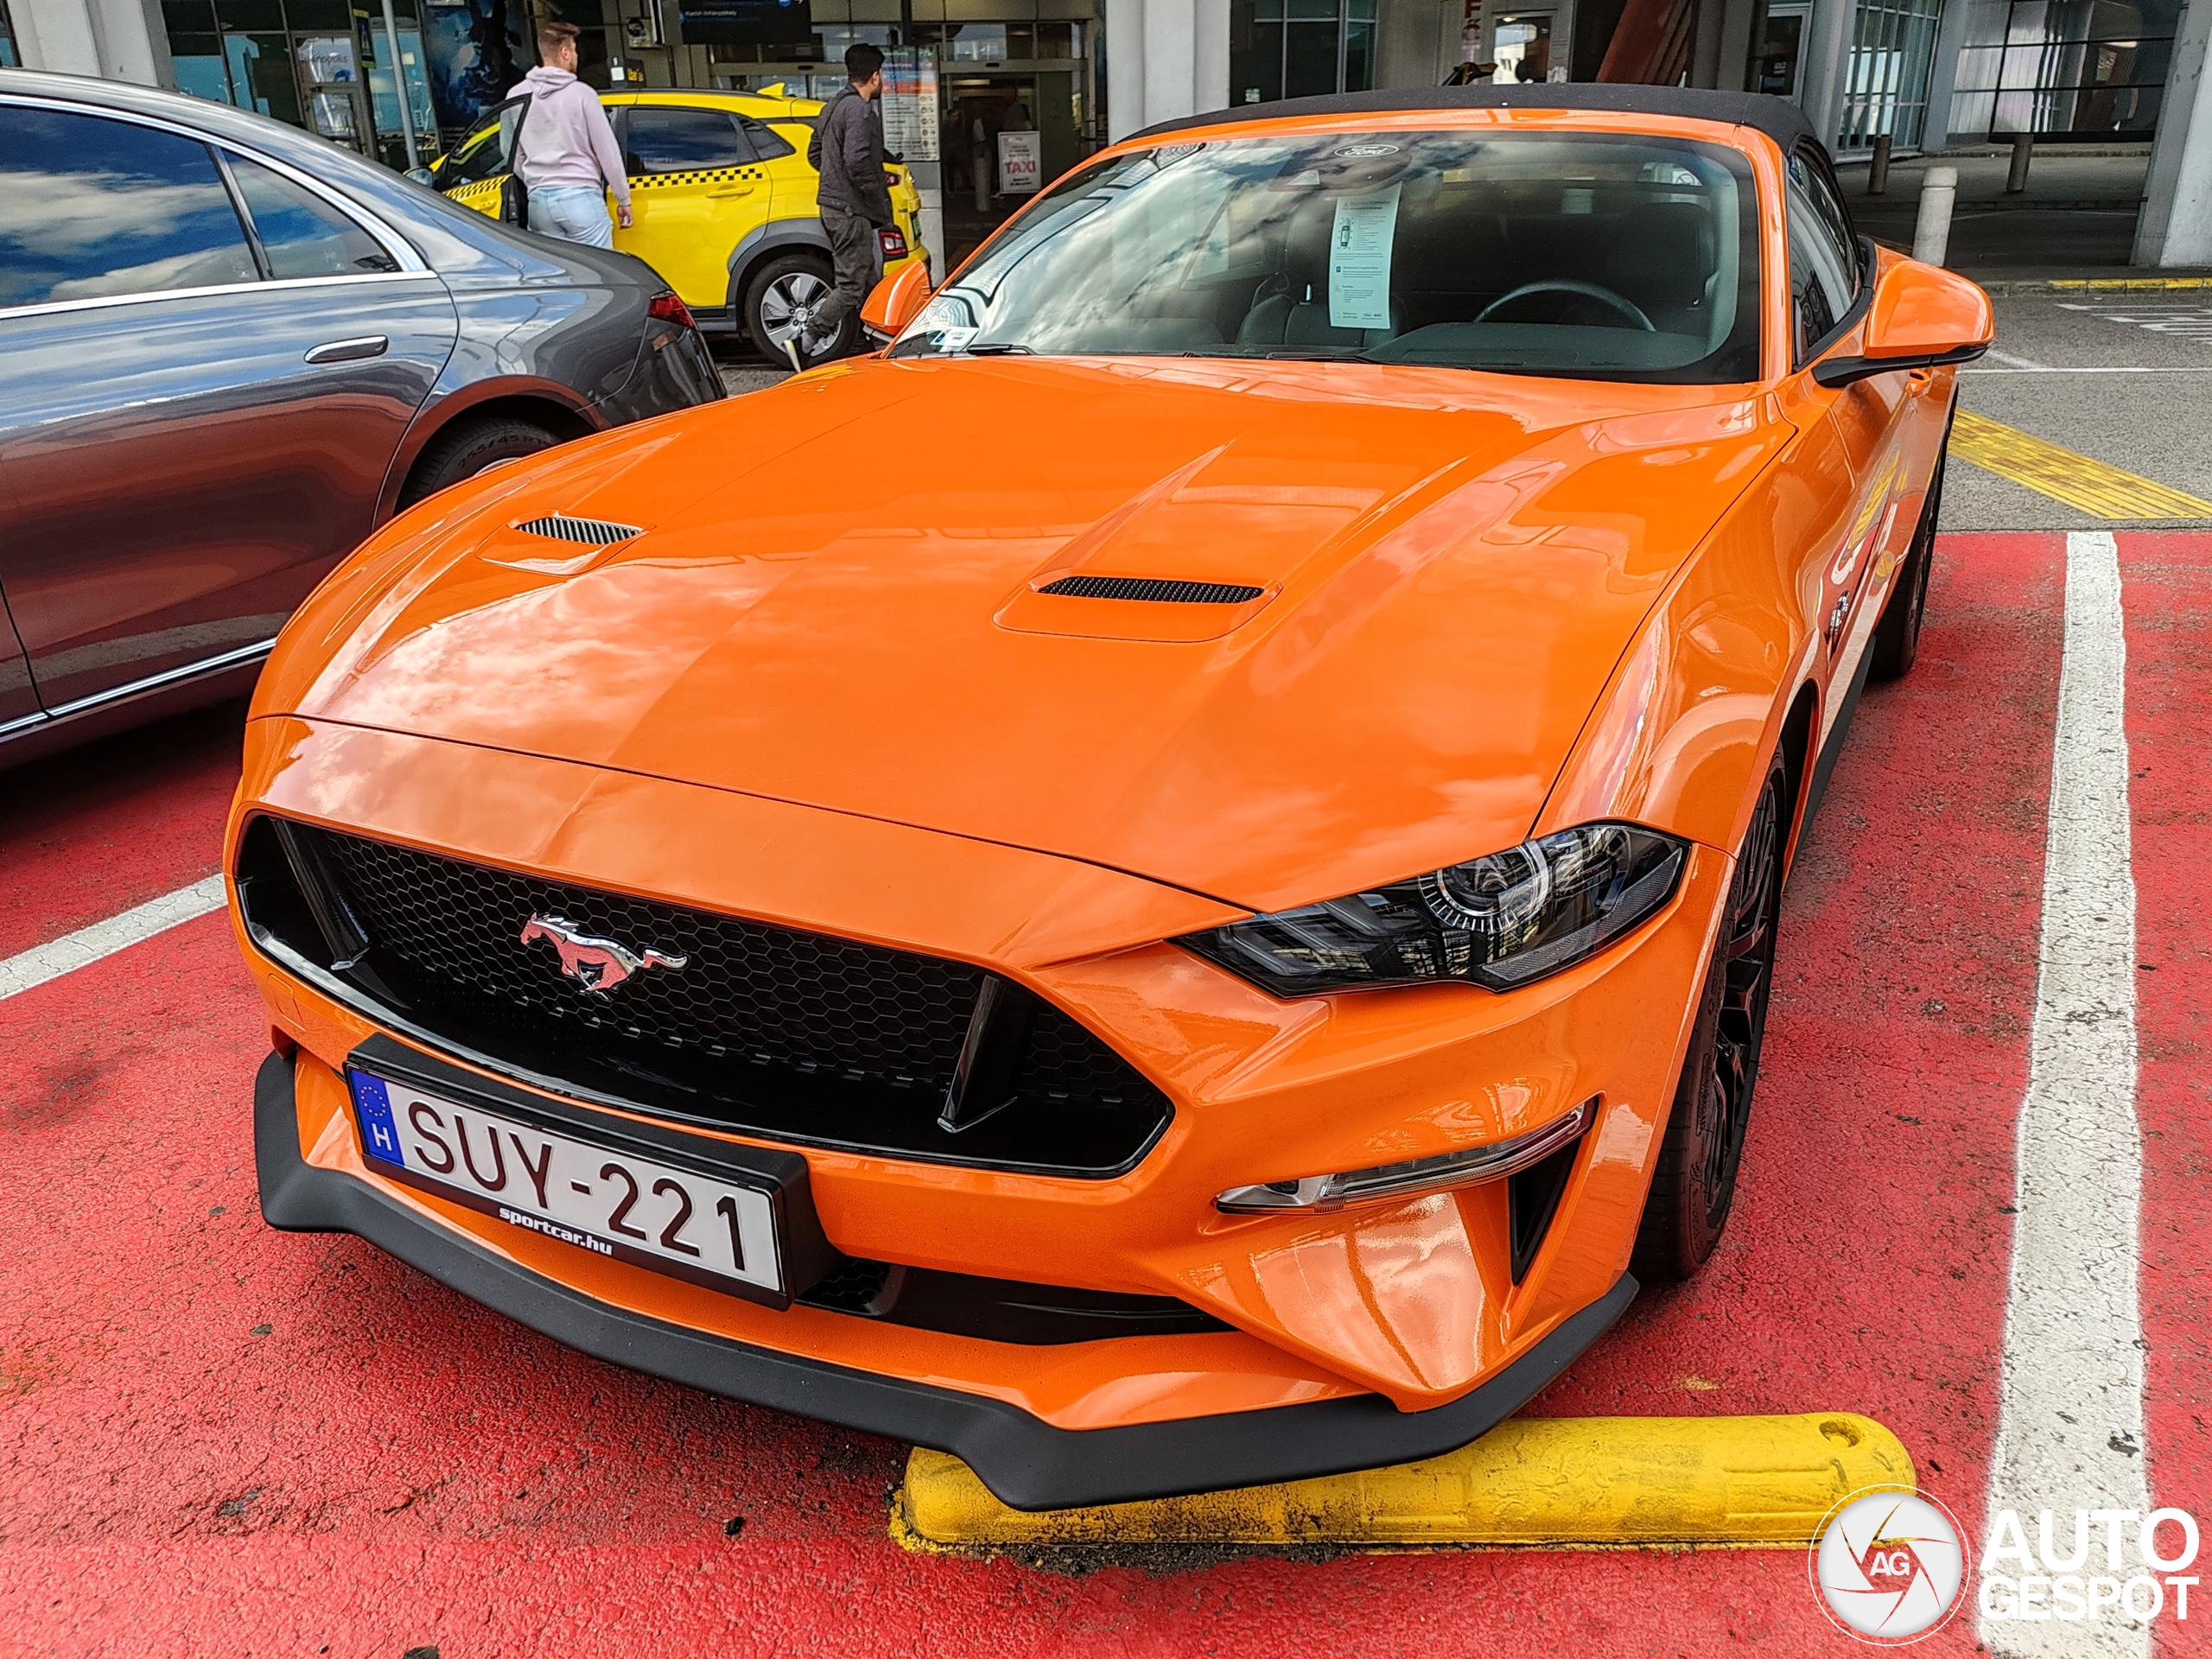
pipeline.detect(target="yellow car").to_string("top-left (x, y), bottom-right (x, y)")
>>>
top-left (428, 86), bottom-right (924, 364)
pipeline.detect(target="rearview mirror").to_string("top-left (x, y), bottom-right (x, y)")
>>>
top-left (1814, 258), bottom-right (1994, 388)
top-left (861, 262), bottom-right (932, 344)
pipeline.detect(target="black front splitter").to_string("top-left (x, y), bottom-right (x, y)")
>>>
top-left (255, 1050), bottom-right (1637, 1512)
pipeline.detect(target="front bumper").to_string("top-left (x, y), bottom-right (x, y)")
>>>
top-left (258, 1046), bottom-right (1635, 1509)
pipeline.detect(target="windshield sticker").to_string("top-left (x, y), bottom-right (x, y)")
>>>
top-left (1328, 183), bottom-right (1401, 333)
top-left (1332, 143), bottom-right (1400, 157)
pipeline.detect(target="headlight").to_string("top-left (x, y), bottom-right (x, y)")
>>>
top-left (1177, 822), bottom-right (1688, 996)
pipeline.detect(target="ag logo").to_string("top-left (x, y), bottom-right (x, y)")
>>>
top-left (1810, 1487), bottom-right (1970, 1643)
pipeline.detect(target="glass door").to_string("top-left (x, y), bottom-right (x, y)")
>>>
top-left (296, 35), bottom-right (374, 156)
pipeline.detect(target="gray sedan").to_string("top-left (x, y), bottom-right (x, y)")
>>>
top-left (0, 69), bottom-right (723, 766)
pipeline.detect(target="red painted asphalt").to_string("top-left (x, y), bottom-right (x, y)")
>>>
top-left (0, 534), bottom-right (2202, 1656)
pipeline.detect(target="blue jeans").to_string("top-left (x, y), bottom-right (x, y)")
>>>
top-left (529, 186), bottom-right (613, 249)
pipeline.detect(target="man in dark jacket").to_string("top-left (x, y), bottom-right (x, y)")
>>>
top-left (796, 42), bottom-right (894, 367)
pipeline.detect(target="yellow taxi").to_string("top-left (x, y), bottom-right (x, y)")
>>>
top-left (429, 86), bottom-right (924, 364)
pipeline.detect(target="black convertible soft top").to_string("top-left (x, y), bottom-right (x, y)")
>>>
top-left (1131, 84), bottom-right (1823, 158)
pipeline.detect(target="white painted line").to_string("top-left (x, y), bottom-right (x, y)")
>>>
top-left (1981, 531), bottom-right (2149, 1658)
top-left (0, 875), bottom-right (228, 1002)
top-left (1985, 348), bottom-right (2053, 371)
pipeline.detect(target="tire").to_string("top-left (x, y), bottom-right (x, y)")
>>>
top-left (399, 414), bottom-right (561, 509)
top-left (1631, 748), bottom-right (1788, 1284)
top-left (743, 253), bottom-right (854, 367)
top-left (1867, 440), bottom-right (1947, 683)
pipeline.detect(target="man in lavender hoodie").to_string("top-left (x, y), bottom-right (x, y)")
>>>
top-left (507, 22), bottom-right (632, 250)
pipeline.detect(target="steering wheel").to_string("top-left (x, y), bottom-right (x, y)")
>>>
top-left (1475, 280), bottom-right (1656, 332)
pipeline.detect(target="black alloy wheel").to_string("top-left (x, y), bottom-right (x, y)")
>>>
top-left (1868, 436), bottom-right (1948, 682)
top-left (1631, 750), bottom-right (1789, 1283)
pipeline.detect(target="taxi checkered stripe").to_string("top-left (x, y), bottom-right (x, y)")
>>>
top-left (445, 178), bottom-right (505, 213)
top-left (632, 167), bottom-right (766, 188)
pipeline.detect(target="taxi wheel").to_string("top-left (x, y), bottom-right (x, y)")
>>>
top-left (745, 255), bottom-right (855, 365)
top-left (1868, 443), bottom-right (1946, 682)
top-left (1630, 749), bottom-right (1787, 1284)
top-left (399, 414), bottom-right (559, 508)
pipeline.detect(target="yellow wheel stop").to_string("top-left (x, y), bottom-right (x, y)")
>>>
top-left (894, 1412), bottom-right (1914, 1550)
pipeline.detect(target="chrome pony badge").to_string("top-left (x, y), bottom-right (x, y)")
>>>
top-left (519, 913), bottom-right (687, 995)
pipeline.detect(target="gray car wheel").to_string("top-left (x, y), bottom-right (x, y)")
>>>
top-left (744, 254), bottom-right (855, 365)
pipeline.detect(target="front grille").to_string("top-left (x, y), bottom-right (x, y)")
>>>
top-left (237, 817), bottom-right (1173, 1177)
top-left (513, 513), bottom-right (642, 547)
top-left (1038, 575), bottom-right (1264, 605)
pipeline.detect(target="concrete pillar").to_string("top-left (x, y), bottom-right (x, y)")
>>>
top-left (1711, 0), bottom-right (1759, 92)
top-left (1377, 0), bottom-right (1460, 88)
top-left (1103, 0), bottom-right (1230, 142)
top-left (11, 0), bottom-right (172, 84)
top-left (1798, 0), bottom-right (1855, 148)
top-left (2135, 0), bottom-right (2212, 266)
top-left (1918, 0), bottom-right (1974, 149)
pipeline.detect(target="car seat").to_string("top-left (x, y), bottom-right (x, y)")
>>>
top-left (1236, 194), bottom-right (1402, 349)
top-left (1606, 202), bottom-right (1718, 336)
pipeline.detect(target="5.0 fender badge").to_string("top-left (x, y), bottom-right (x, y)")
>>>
top-left (519, 913), bottom-right (688, 995)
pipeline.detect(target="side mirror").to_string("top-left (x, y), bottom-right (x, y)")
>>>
top-left (1814, 258), bottom-right (1994, 388)
top-left (405, 166), bottom-right (437, 187)
top-left (861, 261), bottom-right (932, 343)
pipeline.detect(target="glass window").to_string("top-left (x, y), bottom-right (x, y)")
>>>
top-left (1785, 149), bottom-right (1859, 361)
top-left (737, 114), bottom-right (794, 162)
top-left (447, 95), bottom-right (529, 184)
top-left (227, 156), bottom-right (399, 277)
top-left (0, 107), bottom-right (259, 309)
top-left (891, 130), bottom-right (1761, 385)
top-left (623, 106), bottom-right (753, 174)
top-left (0, 0), bottom-right (17, 67)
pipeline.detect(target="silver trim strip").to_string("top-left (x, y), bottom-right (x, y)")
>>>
top-left (0, 270), bottom-right (436, 325)
top-left (0, 639), bottom-right (277, 741)
top-left (1214, 1096), bottom-right (1599, 1214)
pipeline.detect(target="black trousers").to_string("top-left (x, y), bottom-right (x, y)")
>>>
top-left (812, 209), bottom-right (882, 342)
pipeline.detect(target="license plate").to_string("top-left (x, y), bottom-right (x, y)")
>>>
top-left (347, 1068), bottom-right (785, 1300)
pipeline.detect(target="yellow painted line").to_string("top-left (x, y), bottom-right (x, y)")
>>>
top-left (2048, 276), bottom-right (2212, 290)
top-left (1951, 410), bottom-right (2212, 519)
top-left (893, 1412), bottom-right (1914, 1550)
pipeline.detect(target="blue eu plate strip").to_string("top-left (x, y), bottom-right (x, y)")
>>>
top-left (349, 1071), bottom-right (406, 1168)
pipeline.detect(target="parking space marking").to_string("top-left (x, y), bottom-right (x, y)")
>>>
top-left (1949, 412), bottom-right (2212, 520)
top-left (1981, 531), bottom-right (2149, 1659)
top-left (0, 875), bottom-right (226, 1001)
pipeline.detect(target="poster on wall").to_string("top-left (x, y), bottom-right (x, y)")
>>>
top-left (880, 48), bottom-right (939, 162)
top-left (996, 129), bottom-right (1040, 194)
top-left (420, 0), bottom-right (530, 136)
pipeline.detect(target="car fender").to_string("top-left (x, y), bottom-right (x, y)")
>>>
top-left (376, 376), bottom-right (606, 523)
top-left (725, 217), bottom-right (834, 307)
top-left (1533, 435), bottom-right (1833, 868)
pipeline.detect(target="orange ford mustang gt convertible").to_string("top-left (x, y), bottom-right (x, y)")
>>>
top-left (229, 84), bottom-right (1992, 1510)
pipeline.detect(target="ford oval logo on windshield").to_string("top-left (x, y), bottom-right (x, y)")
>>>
top-left (1332, 144), bottom-right (1401, 157)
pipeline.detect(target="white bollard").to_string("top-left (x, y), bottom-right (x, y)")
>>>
top-left (1914, 165), bottom-right (1959, 266)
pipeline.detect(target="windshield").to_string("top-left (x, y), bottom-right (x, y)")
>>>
top-left (891, 130), bottom-right (1762, 383)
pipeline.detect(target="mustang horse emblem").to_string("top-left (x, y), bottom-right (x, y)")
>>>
top-left (518, 914), bottom-right (688, 995)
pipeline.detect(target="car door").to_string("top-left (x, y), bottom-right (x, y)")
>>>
top-left (1778, 147), bottom-right (1910, 734)
top-left (0, 485), bottom-right (38, 734)
top-left (1782, 147), bottom-right (1917, 714)
top-left (617, 104), bottom-right (772, 308)
top-left (0, 100), bottom-right (458, 714)
top-left (435, 94), bottom-right (531, 223)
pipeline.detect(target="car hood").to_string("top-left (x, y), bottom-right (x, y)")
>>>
top-left (274, 356), bottom-right (1789, 914)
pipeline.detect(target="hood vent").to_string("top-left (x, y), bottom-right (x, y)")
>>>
top-left (513, 513), bottom-right (643, 548)
top-left (1039, 575), bottom-right (1264, 606)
